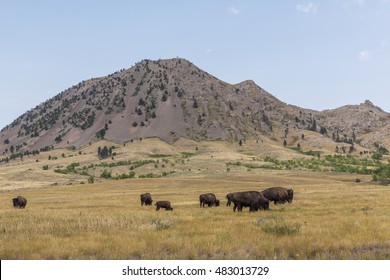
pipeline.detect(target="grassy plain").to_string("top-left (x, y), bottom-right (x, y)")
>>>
top-left (1, 139), bottom-right (390, 259)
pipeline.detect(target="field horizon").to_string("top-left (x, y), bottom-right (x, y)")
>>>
top-left (1, 138), bottom-right (390, 260)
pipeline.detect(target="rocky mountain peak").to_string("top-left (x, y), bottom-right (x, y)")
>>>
top-left (0, 58), bottom-right (389, 155)
top-left (364, 99), bottom-right (374, 106)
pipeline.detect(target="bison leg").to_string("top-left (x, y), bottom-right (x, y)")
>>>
top-left (250, 203), bottom-right (259, 212)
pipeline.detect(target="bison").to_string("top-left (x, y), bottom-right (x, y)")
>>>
top-left (287, 189), bottom-right (294, 203)
top-left (199, 193), bottom-right (220, 207)
top-left (229, 191), bottom-right (269, 212)
top-left (140, 193), bottom-right (153, 206)
top-left (155, 201), bottom-right (173, 211)
top-left (226, 192), bottom-right (234, 207)
top-left (12, 195), bottom-right (27, 209)
top-left (261, 187), bottom-right (294, 205)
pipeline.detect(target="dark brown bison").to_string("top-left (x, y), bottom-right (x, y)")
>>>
top-left (155, 201), bottom-right (173, 211)
top-left (140, 193), bottom-right (153, 206)
top-left (229, 191), bottom-right (269, 212)
top-left (261, 187), bottom-right (293, 205)
top-left (12, 195), bottom-right (27, 209)
top-left (287, 189), bottom-right (294, 203)
top-left (226, 192), bottom-right (234, 207)
top-left (199, 193), bottom-right (220, 207)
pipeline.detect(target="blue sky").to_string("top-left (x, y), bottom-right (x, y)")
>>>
top-left (1, 0), bottom-right (389, 129)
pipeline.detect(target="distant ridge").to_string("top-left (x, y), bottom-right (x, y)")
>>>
top-left (1, 58), bottom-right (389, 154)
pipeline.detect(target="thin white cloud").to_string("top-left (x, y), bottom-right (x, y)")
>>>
top-left (296, 2), bottom-right (317, 13)
top-left (358, 50), bottom-right (371, 62)
top-left (228, 6), bottom-right (240, 15)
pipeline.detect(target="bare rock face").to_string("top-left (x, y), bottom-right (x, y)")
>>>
top-left (0, 58), bottom-right (389, 154)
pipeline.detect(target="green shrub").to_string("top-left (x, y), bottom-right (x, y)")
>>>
top-left (372, 163), bottom-right (390, 185)
top-left (372, 153), bottom-right (383, 160)
top-left (100, 169), bottom-right (112, 179)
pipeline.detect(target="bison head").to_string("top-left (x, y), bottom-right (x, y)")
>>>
top-left (12, 198), bottom-right (19, 207)
top-left (287, 189), bottom-right (294, 203)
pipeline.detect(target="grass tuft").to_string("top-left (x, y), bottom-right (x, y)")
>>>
top-left (150, 218), bottom-right (176, 230)
top-left (261, 223), bottom-right (302, 236)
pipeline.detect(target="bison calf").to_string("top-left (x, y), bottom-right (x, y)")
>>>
top-left (155, 201), bottom-right (173, 211)
top-left (12, 195), bottom-right (27, 209)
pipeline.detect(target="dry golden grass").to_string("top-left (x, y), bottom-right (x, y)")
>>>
top-left (1, 172), bottom-right (390, 260)
top-left (1, 139), bottom-right (389, 259)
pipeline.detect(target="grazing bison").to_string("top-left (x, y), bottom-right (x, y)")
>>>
top-left (140, 193), bottom-right (153, 206)
top-left (155, 201), bottom-right (173, 211)
top-left (12, 195), bottom-right (27, 209)
top-left (229, 191), bottom-right (269, 212)
top-left (287, 189), bottom-right (294, 203)
top-left (199, 193), bottom-right (220, 207)
top-left (261, 187), bottom-right (293, 205)
top-left (226, 193), bottom-right (234, 207)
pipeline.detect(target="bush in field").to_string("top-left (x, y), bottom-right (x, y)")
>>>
top-left (113, 172), bottom-right (136, 180)
top-left (372, 163), bottom-right (390, 185)
top-left (372, 152), bottom-right (383, 160)
top-left (139, 173), bottom-right (159, 178)
top-left (100, 169), bottom-right (112, 179)
top-left (54, 162), bottom-right (80, 174)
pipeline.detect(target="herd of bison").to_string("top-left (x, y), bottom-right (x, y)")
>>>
top-left (11, 187), bottom-right (293, 212)
top-left (140, 186), bottom-right (294, 212)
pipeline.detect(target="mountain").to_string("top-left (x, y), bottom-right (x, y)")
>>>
top-left (1, 58), bottom-right (389, 155)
